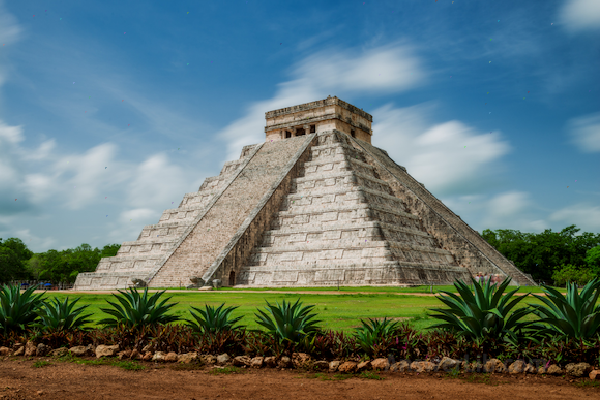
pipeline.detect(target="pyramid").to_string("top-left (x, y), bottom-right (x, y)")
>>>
top-left (73, 96), bottom-right (535, 290)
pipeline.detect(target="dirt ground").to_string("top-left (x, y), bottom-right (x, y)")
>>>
top-left (1, 358), bottom-right (598, 400)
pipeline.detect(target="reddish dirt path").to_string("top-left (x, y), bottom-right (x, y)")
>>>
top-left (0, 359), bottom-right (596, 400)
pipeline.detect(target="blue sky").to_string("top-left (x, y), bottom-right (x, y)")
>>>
top-left (0, 0), bottom-right (598, 253)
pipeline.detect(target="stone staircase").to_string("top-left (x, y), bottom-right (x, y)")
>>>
top-left (73, 144), bottom-right (260, 290)
top-left (147, 134), bottom-right (313, 288)
top-left (237, 131), bottom-right (471, 286)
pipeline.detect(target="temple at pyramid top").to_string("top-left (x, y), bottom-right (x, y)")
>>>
top-left (265, 95), bottom-right (373, 143)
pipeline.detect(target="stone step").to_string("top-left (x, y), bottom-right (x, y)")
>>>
top-left (251, 238), bottom-right (452, 266)
top-left (263, 221), bottom-right (432, 242)
top-left (237, 260), bottom-right (470, 286)
top-left (280, 186), bottom-right (403, 212)
top-left (243, 259), bottom-right (398, 271)
top-left (121, 236), bottom-right (176, 247)
top-left (96, 253), bottom-right (163, 263)
top-left (308, 141), bottom-right (365, 161)
top-left (118, 243), bottom-right (177, 256)
top-left (249, 242), bottom-right (392, 266)
top-left (137, 226), bottom-right (189, 241)
top-left (292, 170), bottom-right (391, 195)
top-left (73, 272), bottom-right (146, 290)
top-left (271, 204), bottom-right (422, 232)
top-left (261, 227), bottom-right (382, 248)
top-left (300, 157), bottom-right (376, 179)
top-left (158, 208), bottom-right (203, 223)
top-left (274, 202), bottom-right (418, 223)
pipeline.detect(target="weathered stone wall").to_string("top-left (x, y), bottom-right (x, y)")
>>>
top-left (352, 138), bottom-right (535, 285)
top-left (266, 96), bottom-right (372, 124)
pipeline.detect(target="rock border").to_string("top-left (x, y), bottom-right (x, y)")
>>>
top-left (2, 342), bottom-right (599, 380)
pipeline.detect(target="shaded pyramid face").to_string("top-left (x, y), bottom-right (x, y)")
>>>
top-left (74, 130), bottom-right (534, 291)
top-left (239, 132), bottom-right (471, 286)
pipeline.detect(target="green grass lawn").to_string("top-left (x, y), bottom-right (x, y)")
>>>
top-left (44, 286), bottom-right (554, 333)
top-left (151, 284), bottom-right (562, 295)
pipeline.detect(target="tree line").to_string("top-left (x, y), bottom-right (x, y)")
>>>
top-left (0, 239), bottom-right (120, 283)
top-left (481, 224), bottom-right (600, 285)
top-left (1, 223), bottom-right (599, 285)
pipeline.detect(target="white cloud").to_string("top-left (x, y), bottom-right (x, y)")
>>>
top-left (126, 154), bottom-right (199, 209)
top-left (560, 0), bottom-right (600, 31)
top-left (372, 103), bottom-right (511, 194)
top-left (0, 122), bottom-right (24, 144)
top-left (218, 44), bottom-right (427, 161)
top-left (106, 208), bottom-right (159, 244)
top-left (568, 112), bottom-right (600, 153)
top-left (13, 229), bottom-right (56, 251)
top-left (292, 44), bottom-right (426, 94)
top-left (21, 140), bottom-right (57, 161)
top-left (0, 114), bottom-right (209, 251)
top-left (487, 191), bottom-right (532, 217)
top-left (549, 204), bottom-right (600, 232)
top-left (473, 191), bottom-right (534, 232)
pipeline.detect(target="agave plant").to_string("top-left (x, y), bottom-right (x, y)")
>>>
top-left (354, 317), bottom-right (400, 355)
top-left (99, 287), bottom-right (180, 328)
top-left (428, 276), bottom-right (533, 341)
top-left (33, 297), bottom-right (92, 332)
top-left (254, 299), bottom-right (321, 343)
top-left (529, 278), bottom-right (600, 339)
top-left (187, 303), bottom-right (243, 334)
top-left (0, 284), bottom-right (45, 332)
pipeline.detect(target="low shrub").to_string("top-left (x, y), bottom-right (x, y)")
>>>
top-left (187, 303), bottom-right (243, 334)
top-left (33, 297), bottom-right (92, 332)
top-left (255, 299), bottom-right (321, 344)
top-left (530, 278), bottom-right (600, 340)
top-left (0, 284), bottom-right (45, 332)
top-left (99, 287), bottom-right (180, 328)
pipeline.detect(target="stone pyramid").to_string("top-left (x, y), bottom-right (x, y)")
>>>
top-left (74, 96), bottom-right (535, 290)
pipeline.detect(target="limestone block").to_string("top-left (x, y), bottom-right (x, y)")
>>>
top-left (320, 212), bottom-right (338, 222)
top-left (272, 271), bottom-right (299, 282)
top-left (323, 230), bottom-right (342, 240)
top-left (279, 252), bottom-right (304, 262)
top-left (318, 250), bottom-right (343, 260)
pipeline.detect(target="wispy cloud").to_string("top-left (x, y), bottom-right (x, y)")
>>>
top-left (372, 103), bottom-right (511, 196)
top-left (560, 0), bottom-right (600, 31)
top-left (567, 112), bottom-right (600, 153)
top-left (549, 204), bottom-right (600, 233)
top-left (0, 1), bottom-right (22, 87)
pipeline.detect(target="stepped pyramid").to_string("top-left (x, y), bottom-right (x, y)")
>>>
top-left (73, 96), bottom-right (535, 290)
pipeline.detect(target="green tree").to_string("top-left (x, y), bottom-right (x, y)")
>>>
top-left (100, 244), bottom-right (121, 258)
top-left (2, 238), bottom-right (33, 262)
top-left (0, 238), bottom-right (32, 282)
top-left (551, 264), bottom-right (595, 286)
top-left (585, 246), bottom-right (600, 275)
top-left (481, 225), bottom-right (600, 283)
top-left (31, 242), bottom-right (120, 283)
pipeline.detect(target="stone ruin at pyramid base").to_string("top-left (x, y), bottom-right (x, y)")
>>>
top-left (73, 96), bottom-right (535, 291)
